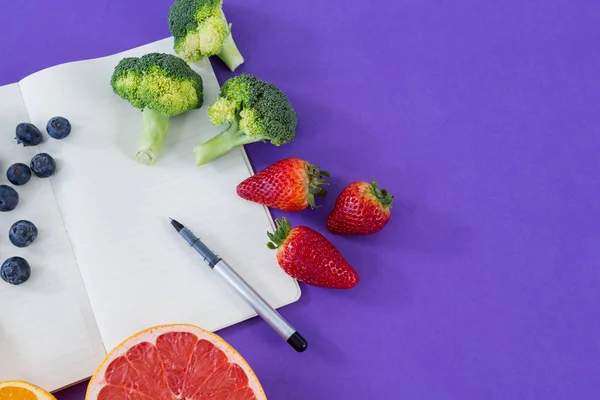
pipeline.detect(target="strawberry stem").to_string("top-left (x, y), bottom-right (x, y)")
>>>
top-left (369, 179), bottom-right (394, 208)
top-left (306, 163), bottom-right (331, 208)
top-left (267, 217), bottom-right (293, 249)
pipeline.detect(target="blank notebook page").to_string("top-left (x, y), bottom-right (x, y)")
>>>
top-left (18, 38), bottom-right (301, 351)
top-left (0, 84), bottom-right (105, 391)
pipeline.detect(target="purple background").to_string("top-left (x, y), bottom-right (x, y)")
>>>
top-left (2, 0), bottom-right (600, 398)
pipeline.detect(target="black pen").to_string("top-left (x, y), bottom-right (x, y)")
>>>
top-left (170, 218), bottom-right (307, 352)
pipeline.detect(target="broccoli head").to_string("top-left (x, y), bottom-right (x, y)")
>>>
top-left (168, 0), bottom-right (244, 71)
top-left (111, 52), bottom-right (203, 164)
top-left (193, 74), bottom-right (297, 165)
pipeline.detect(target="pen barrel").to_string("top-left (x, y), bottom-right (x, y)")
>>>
top-left (213, 260), bottom-right (296, 340)
top-left (180, 228), bottom-right (221, 267)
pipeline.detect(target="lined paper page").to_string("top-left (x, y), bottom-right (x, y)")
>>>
top-left (18, 38), bottom-right (300, 351)
top-left (0, 84), bottom-right (105, 391)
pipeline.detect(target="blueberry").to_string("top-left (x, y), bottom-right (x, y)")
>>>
top-left (6, 163), bottom-right (32, 186)
top-left (15, 123), bottom-right (43, 146)
top-left (46, 116), bottom-right (71, 139)
top-left (0, 185), bottom-right (19, 212)
top-left (9, 220), bottom-right (38, 248)
top-left (1, 257), bottom-right (31, 285)
top-left (30, 153), bottom-right (56, 178)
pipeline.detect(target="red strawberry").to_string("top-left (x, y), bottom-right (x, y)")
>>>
top-left (326, 179), bottom-right (393, 235)
top-left (237, 158), bottom-right (330, 212)
top-left (267, 218), bottom-right (359, 289)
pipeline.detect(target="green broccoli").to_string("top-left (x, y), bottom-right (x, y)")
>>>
top-left (110, 52), bottom-right (203, 164)
top-left (193, 74), bottom-right (297, 166)
top-left (168, 0), bottom-right (244, 71)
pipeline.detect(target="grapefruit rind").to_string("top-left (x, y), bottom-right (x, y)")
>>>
top-left (0, 380), bottom-right (57, 399)
top-left (85, 324), bottom-right (266, 400)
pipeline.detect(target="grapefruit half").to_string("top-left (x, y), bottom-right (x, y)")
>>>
top-left (0, 380), bottom-right (57, 400)
top-left (86, 324), bottom-right (266, 400)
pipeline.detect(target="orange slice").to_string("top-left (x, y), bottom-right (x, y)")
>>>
top-left (86, 324), bottom-right (266, 400)
top-left (0, 380), bottom-right (56, 400)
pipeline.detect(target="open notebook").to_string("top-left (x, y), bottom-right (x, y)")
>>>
top-left (0, 37), bottom-right (301, 392)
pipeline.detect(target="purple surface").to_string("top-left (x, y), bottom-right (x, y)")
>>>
top-left (2, 0), bottom-right (600, 398)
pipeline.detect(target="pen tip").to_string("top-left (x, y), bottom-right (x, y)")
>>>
top-left (170, 218), bottom-right (185, 233)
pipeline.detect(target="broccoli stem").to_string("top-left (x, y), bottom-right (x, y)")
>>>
top-left (135, 108), bottom-right (170, 165)
top-left (217, 28), bottom-right (244, 72)
top-left (194, 120), bottom-right (263, 165)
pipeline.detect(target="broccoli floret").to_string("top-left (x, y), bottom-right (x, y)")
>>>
top-left (193, 74), bottom-right (297, 165)
top-left (110, 53), bottom-right (203, 164)
top-left (168, 0), bottom-right (244, 71)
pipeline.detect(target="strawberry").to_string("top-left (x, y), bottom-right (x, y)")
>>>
top-left (326, 179), bottom-right (393, 235)
top-left (237, 158), bottom-right (330, 212)
top-left (267, 218), bottom-right (359, 289)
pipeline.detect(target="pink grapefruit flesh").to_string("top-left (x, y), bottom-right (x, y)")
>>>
top-left (86, 324), bottom-right (266, 400)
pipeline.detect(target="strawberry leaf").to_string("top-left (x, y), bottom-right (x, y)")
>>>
top-left (369, 179), bottom-right (394, 208)
top-left (267, 217), bottom-right (293, 249)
